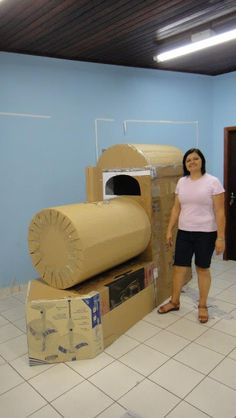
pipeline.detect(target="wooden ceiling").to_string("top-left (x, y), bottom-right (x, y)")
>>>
top-left (1, 0), bottom-right (236, 75)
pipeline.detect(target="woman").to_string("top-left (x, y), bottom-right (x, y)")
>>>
top-left (158, 148), bottom-right (225, 323)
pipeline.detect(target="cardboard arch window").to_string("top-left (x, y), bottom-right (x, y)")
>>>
top-left (103, 169), bottom-right (150, 200)
top-left (105, 174), bottom-right (141, 196)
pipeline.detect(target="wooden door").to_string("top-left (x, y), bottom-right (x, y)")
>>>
top-left (224, 126), bottom-right (236, 260)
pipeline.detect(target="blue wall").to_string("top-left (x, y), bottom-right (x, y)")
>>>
top-left (0, 52), bottom-right (218, 288)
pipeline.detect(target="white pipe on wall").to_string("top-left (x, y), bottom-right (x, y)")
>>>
top-left (123, 119), bottom-right (199, 147)
top-left (94, 118), bottom-right (199, 162)
top-left (94, 118), bottom-right (115, 161)
top-left (0, 112), bottom-right (51, 119)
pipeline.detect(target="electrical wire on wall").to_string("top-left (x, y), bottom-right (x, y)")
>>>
top-left (0, 112), bottom-right (51, 119)
top-left (94, 118), bottom-right (115, 161)
top-left (94, 118), bottom-right (199, 161)
top-left (123, 119), bottom-right (199, 147)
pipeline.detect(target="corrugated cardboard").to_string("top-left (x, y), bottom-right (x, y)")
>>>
top-left (28, 197), bottom-right (151, 289)
top-left (86, 144), bottom-right (182, 304)
top-left (26, 280), bottom-right (103, 365)
top-left (86, 143), bottom-right (187, 306)
top-left (97, 144), bottom-right (183, 170)
top-left (26, 260), bottom-right (156, 365)
top-left (85, 166), bottom-right (101, 202)
top-left (103, 284), bottom-right (155, 348)
top-left (73, 260), bottom-right (155, 315)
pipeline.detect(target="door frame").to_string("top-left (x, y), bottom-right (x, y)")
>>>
top-left (223, 125), bottom-right (236, 259)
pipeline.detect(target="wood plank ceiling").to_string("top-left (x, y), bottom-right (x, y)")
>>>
top-left (1, 0), bottom-right (236, 75)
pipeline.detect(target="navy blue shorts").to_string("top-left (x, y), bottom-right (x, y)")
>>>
top-left (174, 230), bottom-right (217, 269)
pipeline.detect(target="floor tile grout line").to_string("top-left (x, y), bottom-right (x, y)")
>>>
top-left (26, 371), bottom-right (86, 406)
top-left (104, 339), bottom-right (143, 360)
top-left (53, 300), bottom-right (236, 386)
top-left (9, 357), bottom-right (57, 381)
top-left (93, 400), bottom-right (120, 418)
top-left (165, 397), bottom-right (214, 418)
top-left (15, 338), bottom-right (234, 418)
top-left (114, 333), bottom-right (210, 394)
top-left (168, 359), bottom-right (233, 416)
top-left (113, 373), bottom-right (183, 406)
top-left (212, 294), bottom-right (236, 306)
top-left (193, 338), bottom-right (236, 357)
top-left (172, 340), bottom-right (236, 395)
top-left (117, 352), bottom-right (171, 380)
top-left (0, 360), bottom-right (56, 399)
top-left (148, 371), bottom-right (206, 407)
top-left (207, 374), bottom-right (236, 392)
top-left (0, 315), bottom-right (27, 330)
top-left (0, 362), bottom-right (27, 398)
top-left (0, 380), bottom-right (32, 399)
top-left (152, 319), bottom-right (233, 376)
top-left (163, 398), bottom-right (184, 418)
top-left (90, 340), bottom-right (213, 407)
top-left (209, 326), bottom-right (236, 339)
top-left (66, 355), bottom-right (117, 379)
top-left (3, 306), bottom-right (225, 362)
top-left (1, 354), bottom-right (87, 404)
top-left (0, 266), bottom-right (236, 417)
top-left (65, 329), bottom-right (236, 402)
top-left (25, 402), bottom-right (65, 418)
top-left (211, 279), bottom-right (236, 289)
top-left (87, 372), bottom-right (140, 404)
top-left (0, 327), bottom-right (24, 345)
top-left (176, 355), bottom-right (236, 413)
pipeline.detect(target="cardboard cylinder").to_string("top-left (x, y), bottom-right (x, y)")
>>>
top-left (98, 144), bottom-right (183, 170)
top-left (28, 197), bottom-right (151, 289)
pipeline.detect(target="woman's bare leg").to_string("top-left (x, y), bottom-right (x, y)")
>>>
top-left (171, 266), bottom-right (190, 304)
top-left (196, 266), bottom-right (211, 307)
top-left (158, 266), bottom-right (189, 313)
top-left (196, 266), bottom-right (211, 323)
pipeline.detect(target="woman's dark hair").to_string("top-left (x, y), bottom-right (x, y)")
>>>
top-left (183, 148), bottom-right (206, 176)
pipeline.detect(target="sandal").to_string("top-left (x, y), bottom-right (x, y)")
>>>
top-left (158, 300), bottom-right (180, 314)
top-left (198, 305), bottom-right (208, 323)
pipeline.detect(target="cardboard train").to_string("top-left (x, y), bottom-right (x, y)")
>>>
top-left (26, 144), bottom-right (185, 365)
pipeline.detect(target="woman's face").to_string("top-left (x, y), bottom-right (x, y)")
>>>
top-left (185, 152), bottom-right (202, 173)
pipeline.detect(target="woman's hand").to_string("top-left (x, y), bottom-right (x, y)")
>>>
top-left (166, 195), bottom-right (180, 248)
top-left (213, 193), bottom-right (225, 256)
top-left (215, 238), bottom-right (225, 255)
top-left (166, 230), bottom-right (173, 247)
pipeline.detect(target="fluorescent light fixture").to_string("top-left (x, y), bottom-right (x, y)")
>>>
top-left (154, 28), bottom-right (236, 62)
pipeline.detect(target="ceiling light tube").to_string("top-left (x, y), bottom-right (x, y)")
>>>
top-left (154, 28), bottom-right (236, 62)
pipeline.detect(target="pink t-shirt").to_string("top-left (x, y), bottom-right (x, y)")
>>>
top-left (175, 173), bottom-right (225, 232)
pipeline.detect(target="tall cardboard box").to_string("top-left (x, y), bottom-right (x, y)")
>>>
top-left (86, 143), bottom-right (186, 306)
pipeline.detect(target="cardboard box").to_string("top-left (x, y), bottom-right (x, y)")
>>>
top-left (86, 144), bottom-right (184, 307)
top-left (103, 283), bottom-right (155, 347)
top-left (26, 261), bottom-right (156, 365)
top-left (73, 260), bottom-right (155, 315)
top-left (26, 281), bottom-right (103, 365)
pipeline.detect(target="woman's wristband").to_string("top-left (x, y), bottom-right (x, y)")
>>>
top-left (216, 237), bottom-right (225, 241)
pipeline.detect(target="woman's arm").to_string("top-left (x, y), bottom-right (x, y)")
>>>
top-left (166, 195), bottom-right (181, 246)
top-left (213, 192), bottom-right (226, 255)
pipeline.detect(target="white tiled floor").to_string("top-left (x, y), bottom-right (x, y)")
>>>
top-left (0, 258), bottom-right (236, 418)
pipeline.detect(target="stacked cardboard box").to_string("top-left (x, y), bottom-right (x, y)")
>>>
top-left (87, 144), bottom-right (186, 306)
top-left (26, 260), bottom-right (156, 365)
top-left (150, 167), bottom-right (181, 303)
